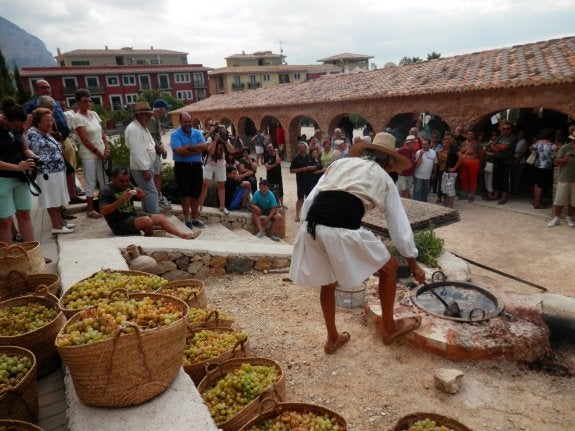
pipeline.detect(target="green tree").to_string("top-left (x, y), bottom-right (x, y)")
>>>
top-left (427, 52), bottom-right (442, 60)
top-left (139, 90), bottom-right (184, 110)
top-left (0, 48), bottom-right (15, 99)
top-left (399, 56), bottom-right (423, 65)
top-left (12, 65), bottom-right (29, 104)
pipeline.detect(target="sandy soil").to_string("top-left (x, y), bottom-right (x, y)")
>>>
top-left (201, 164), bottom-right (574, 431)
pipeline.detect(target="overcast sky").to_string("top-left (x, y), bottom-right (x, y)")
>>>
top-left (1, 0), bottom-right (574, 68)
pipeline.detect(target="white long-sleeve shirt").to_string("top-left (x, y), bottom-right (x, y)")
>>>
top-left (125, 120), bottom-right (156, 170)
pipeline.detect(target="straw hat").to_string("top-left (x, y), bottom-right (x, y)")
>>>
top-left (132, 101), bottom-right (154, 115)
top-left (349, 132), bottom-right (411, 172)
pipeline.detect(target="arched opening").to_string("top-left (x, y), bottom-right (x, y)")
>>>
top-left (327, 113), bottom-right (369, 142)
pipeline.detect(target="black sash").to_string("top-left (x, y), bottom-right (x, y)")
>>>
top-left (306, 191), bottom-right (364, 239)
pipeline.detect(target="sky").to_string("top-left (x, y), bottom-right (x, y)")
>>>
top-left (1, 0), bottom-right (574, 69)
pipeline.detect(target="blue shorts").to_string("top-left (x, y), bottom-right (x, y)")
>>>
top-left (0, 177), bottom-right (33, 218)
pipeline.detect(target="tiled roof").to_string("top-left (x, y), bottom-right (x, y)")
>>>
top-left (318, 53), bottom-right (374, 62)
top-left (20, 64), bottom-right (211, 77)
top-left (179, 37), bottom-right (575, 113)
top-left (225, 52), bottom-right (283, 60)
top-left (209, 64), bottom-right (342, 75)
top-left (58, 48), bottom-right (188, 56)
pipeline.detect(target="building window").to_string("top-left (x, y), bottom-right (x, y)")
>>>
top-left (125, 94), bottom-right (138, 104)
top-left (139, 75), bottom-right (151, 90)
top-left (85, 76), bottom-right (99, 88)
top-left (293, 73), bottom-right (301, 81)
top-left (91, 96), bottom-right (103, 106)
top-left (232, 75), bottom-right (243, 91)
top-left (107, 76), bottom-right (119, 86)
top-left (279, 74), bottom-right (290, 84)
top-left (263, 74), bottom-right (271, 82)
top-left (109, 95), bottom-right (122, 110)
top-left (62, 77), bottom-right (77, 90)
top-left (71, 60), bottom-right (90, 66)
top-left (196, 88), bottom-right (207, 101)
top-left (122, 75), bottom-right (136, 86)
top-left (174, 73), bottom-right (191, 83)
top-left (158, 74), bottom-right (170, 89)
top-left (176, 91), bottom-right (193, 100)
top-left (193, 73), bottom-right (205, 87)
top-left (150, 58), bottom-right (161, 65)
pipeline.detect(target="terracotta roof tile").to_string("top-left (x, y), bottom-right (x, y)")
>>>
top-left (180, 36), bottom-right (575, 114)
top-left (317, 53), bottom-right (374, 62)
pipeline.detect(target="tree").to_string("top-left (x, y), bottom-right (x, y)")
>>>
top-left (139, 90), bottom-right (184, 110)
top-left (427, 52), bottom-right (442, 61)
top-left (0, 48), bottom-right (15, 99)
top-left (12, 64), bottom-right (29, 104)
top-left (399, 56), bottom-right (423, 65)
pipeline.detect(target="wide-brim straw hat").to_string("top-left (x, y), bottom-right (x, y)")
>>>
top-left (132, 101), bottom-right (154, 115)
top-left (349, 132), bottom-right (411, 173)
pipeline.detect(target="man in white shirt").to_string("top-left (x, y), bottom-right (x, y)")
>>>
top-left (124, 101), bottom-right (159, 214)
top-left (289, 132), bottom-right (425, 354)
top-left (413, 138), bottom-right (438, 202)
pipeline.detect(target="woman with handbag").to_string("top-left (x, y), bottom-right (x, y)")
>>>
top-left (25, 108), bottom-right (74, 234)
top-left (530, 128), bottom-right (556, 209)
top-left (0, 98), bottom-right (36, 244)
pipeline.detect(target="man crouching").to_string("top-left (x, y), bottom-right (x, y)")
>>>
top-left (99, 166), bottom-right (200, 239)
top-left (289, 132), bottom-right (425, 354)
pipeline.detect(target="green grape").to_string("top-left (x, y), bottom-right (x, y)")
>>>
top-left (0, 303), bottom-right (59, 336)
top-left (56, 296), bottom-right (184, 347)
top-left (201, 363), bottom-right (280, 424)
top-left (183, 330), bottom-right (247, 365)
top-left (0, 353), bottom-right (33, 392)
top-left (246, 410), bottom-right (343, 430)
top-left (187, 307), bottom-right (234, 324)
top-left (408, 419), bottom-right (454, 431)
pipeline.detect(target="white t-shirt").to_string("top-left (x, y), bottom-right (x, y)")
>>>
top-left (414, 149), bottom-right (437, 180)
top-left (125, 120), bottom-right (156, 170)
top-left (74, 111), bottom-right (105, 160)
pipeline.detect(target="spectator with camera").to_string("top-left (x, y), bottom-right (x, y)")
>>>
top-left (0, 98), bottom-right (37, 244)
top-left (198, 124), bottom-right (235, 215)
top-left (25, 108), bottom-right (74, 235)
top-left (148, 99), bottom-right (171, 210)
top-left (263, 142), bottom-right (285, 208)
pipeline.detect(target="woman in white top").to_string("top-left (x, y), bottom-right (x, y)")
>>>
top-left (73, 89), bottom-right (109, 218)
top-left (198, 125), bottom-right (233, 214)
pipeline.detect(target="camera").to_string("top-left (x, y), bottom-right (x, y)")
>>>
top-left (218, 131), bottom-right (229, 141)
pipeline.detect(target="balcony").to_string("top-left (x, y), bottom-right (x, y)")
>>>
top-left (247, 82), bottom-right (261, 89)
top-left (63, 86), bottom-right (104, 96)
top-left (232, 83), bottom-right (245, 91)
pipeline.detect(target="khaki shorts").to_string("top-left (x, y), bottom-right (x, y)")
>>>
top-left (396, 175), bottom-right (413, 191)
top-left (553, 181), bottom-right (575, 207)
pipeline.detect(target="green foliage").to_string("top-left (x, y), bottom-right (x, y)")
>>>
top-left (413, 224), bottom-right (444, 268)
top-left (427, 51), bottom-right (442, 60)
top-left (108, 134), bottom-right (130, 171)
top-left (139, 90), bottom-right (184, 111)
top-left (160, 164), bottom-right (181, 205)
top-left (0, 48), bottom-right (15, 99)
top-left (399, 56), bottom-right (423, 65)
top-left (12, 66), bottom-right (29, 103)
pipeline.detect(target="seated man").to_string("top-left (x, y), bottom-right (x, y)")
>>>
top-left (224, 166), bottom-right (252, 211)
top-left (250, 179), bottom-right (282, 241)
top-left (99, 166), bottom-right (200, 239)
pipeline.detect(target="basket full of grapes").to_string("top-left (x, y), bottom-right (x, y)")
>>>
top-left (55, 291), bottom-right (188, 407)
top-left (59, 269), bottom-right (168, 318)
top-left (183, 327), bottom-right (250, 384)
top-left (156, 278), bottom-right (207, 308)
top-left (394, 413), bottom-right (472, 431)
top-left (0, 346), bottom-right (38, 424)
top-left (0, 419), bottom-right (43, 431)
top-left (187, 308), bottom-right (235, 330)
top-left (0, 288), bottom-right (65, 377)
top-left (239, 398), bottom-right (347, 430)
top-left (0, 270), bottom-right (60, 301)
top-left (198, 357), bottom-right (286, 431)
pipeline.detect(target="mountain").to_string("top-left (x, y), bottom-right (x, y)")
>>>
top-left (0, 16), bottom-right (55, 69)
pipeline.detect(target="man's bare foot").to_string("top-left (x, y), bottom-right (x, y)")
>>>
top-left (324, 331), bottom-right (350, 354)
top-left (382, 316), bottom-right (422, 345)
top-left (182, 230), bottom-right (201, 240)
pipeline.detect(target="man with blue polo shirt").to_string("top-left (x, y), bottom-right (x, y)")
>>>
top-left (170, 112), bottom-right (208, 230)
top-left (250, 179), bottom-right (282, 241)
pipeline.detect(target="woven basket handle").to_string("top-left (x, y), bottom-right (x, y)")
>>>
top-left (185, 290), bottom-right (199, 302)
top-left (204, 310), bottom-right (220, 322)
top-left (231, 338), bottom-right (247, 354)
top-left (31, 285), bottom-right (59, 304)
top-left (108, 288), bottom-right (130, 300)
top-left (1, 244), bottom-right (28, 259)
top-left (258, 396), bottom-right (280, 414)
top-left (204, 362), bottom-right (222, 377)
top-left (6, 270), bottom-right (26, 283)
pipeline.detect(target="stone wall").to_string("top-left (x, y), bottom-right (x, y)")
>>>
top-left (147, 249), bottom-right (290, 281)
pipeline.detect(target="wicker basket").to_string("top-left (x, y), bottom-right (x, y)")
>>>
top-left (239, 399), bottom-right (347, 431)
top-left (0, 346), bottom-right (38, 424)
top-left (183, 327), bottom-right (250, 385)
top-left (55, 291), bottom-right (188, 407)
top-left (187, 309), bottom-right (235, 331)
top-left (0, 270), bottom-right (60, 301)
top-left (0, 419), bottom-right (43, 430)
top-left (156, 278), bottom-right (207, 308)
top-left (59, 269), bottom-right (165, 318)
top-left (0, 288), bottom-right (65, 377)
top-left (0, 242), bottom-right (46, 278)
top-left (197, 357), bottom-right (286, 431)
top-left (393, 412), bottom-right (472, 431)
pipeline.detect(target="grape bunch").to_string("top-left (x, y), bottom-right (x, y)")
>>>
top-left (187, 307), bottom-right (234, 325)
top-left (246, 410), bottom-right (343, 430)
top-left (62, 271), bottom-right (167, 311)
top-left (183, 329), bottom-right (248, 365)
top-left (202, 363), bottom-right (280, 423)
top-left (0, 353), bottom-right (33, 392)
top-left (0, 303), bottom-right (59, 336)
top-left (56, 296), bottom-right (184, 347)
top-left (161, 284), bottom-right (202, 302)
top-left (408, 419), bottom-right (454, 431)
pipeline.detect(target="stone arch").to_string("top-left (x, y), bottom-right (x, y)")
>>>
top-left (386, 113), bottom-right (417, 146)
